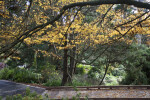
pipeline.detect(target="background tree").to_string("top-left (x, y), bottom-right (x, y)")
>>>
top-left (0, 0), bottom-right (149, 85)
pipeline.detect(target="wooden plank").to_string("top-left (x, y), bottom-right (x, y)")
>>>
top-left (46, 85), bottom-right (150, 90)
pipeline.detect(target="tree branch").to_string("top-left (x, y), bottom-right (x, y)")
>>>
top-left (62, 0), bottom-right (150, 10)
top-left (114, 11), bottom-right (149, 29)
top-left (1, 0), bottom-right (149, 56)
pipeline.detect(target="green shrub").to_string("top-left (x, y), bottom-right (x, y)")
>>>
top-left (111, 65), bottom-right (125, 76)
top-left (44, 79), bottom-right (61, 86)
top-left (120, 44), bottom-right (150, 85)
top-left (0, 68), bottom-right (14, 80)
top-left (6, 87), bottom-right (46, 100)
top-left (13, 68), bottom-right (41, 83)
top-left (104, 75), bottom-right (119, 86)
top-left (66, 78), bottom-right (91, 86)
top-left (0, 68), bottom-right (41, 83)
top-left (39, 63), bottom-right (61, 83)
top-left (121, 67), bottom-right (148, 85)
top-left (87, 67), bottom-right (103, 79)
top-left (75, 64), bottom-right (92, 75)
top-left (72, 80), bottom-right (91, 86)
top-left (75, 67), bottom-right (85, 75)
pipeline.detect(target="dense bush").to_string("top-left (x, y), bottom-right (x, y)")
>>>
top-left (121, 68), bottom-right (148, 85)
top-left (121, 44), bottom-right (150, 85)
top-left (44, 79), bottom-right (61, 86)
top-left (0, 68), bottom-right (14, 80)
top-left (111, 65), bottom-right (125, 76)
top-left (71, 80), bottom-right (91, 86)
top-left (0, 63), bottom-right (62, 86)
top-left (66, 78), bottom-right (91, 86)
top-left (87, 67), bottom-right (102, 79)
top-left (104, 75), bottom-right (119, 86)
top-left (38, 63), bottom-right (61, 83)
top-left (0, 68), bottom-right (41, 83)
top-left (75, 64), bottom-right (92, 75)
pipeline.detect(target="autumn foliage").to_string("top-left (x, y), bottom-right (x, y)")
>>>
top-left (0, 0), bottom-right (150, 85)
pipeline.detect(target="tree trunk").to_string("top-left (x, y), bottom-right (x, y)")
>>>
top-left (68, 46), bottom-right (76, 83)
top-left (61, 34), bottom-right (69, 86)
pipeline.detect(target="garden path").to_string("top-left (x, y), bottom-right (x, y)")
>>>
top-left (0, 80), bottom-right (46, 98)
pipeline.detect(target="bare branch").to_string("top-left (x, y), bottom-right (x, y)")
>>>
top-left (114, 11), bottom-right (149, 29)
top-left (62, 0), bottom-right (150, 10)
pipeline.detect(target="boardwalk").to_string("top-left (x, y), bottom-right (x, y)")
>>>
top-left (45, 86), bottom-right (150, 99)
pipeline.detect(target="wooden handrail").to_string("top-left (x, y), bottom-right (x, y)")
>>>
top-left (46, 85), bottom-right (150, 90)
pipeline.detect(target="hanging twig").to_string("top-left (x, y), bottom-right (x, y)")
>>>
top-left (99, 58), bottom-right (109, 85)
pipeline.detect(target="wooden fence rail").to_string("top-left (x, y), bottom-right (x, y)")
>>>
top-left (46, 85), bottom-right (150, 91)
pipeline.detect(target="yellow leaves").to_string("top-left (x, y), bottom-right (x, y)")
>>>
top-left (10, 56), bottom-right (21, 60)
top-left (57, 0), bottom-right (86, 6)
top-left (34, 13), bottom-right (48, 25)
top-left (0, 12), bottom-right (10, 18)
top-left (118, 37), bottom-right (133, 45)
top-left (38, 50), bottom-right (50, 56)
top-left (39, 1), bottom-right (43, 6)
top-left (58, 33), bottom-right (64, 38)
top-left (57, 47), bottom-right (64, 50)
top-left (41, 15), bottom-right (48, 19)
top-left (24, 38), bottom-right (33, 45)
top-left (58, 44), bottom-right (76, 50)
top-left (19, 0), bottom-right (150, 53)
top-left (35, 50), bottom-right (62, 59)
top-left (94, 40), bottom-right (99, 44)
top-left (126, 25), bottom-right (148, 37)
top-left (46, 25), bottom-right (52, 28)
top-left (96, 5), bottom-right (110, 13)
top-left (0, 1), bottom-right (10, 18)
top-left (24, 37), bottom-right (44, 45)
top-left (109, 31), bottom-right (120, 37)
top-left (0, 1), bottom-right (5, 12)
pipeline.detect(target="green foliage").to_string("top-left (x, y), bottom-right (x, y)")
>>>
top-left (121, 44), bottom-right (150, 85)
top-left (111, 65), bottom-right (125, 76)
top-left (6, 43), bottom-right (35, 68)
top-left (74, 63), bottom-right (125, 86)
top-left (0, 68), bottom-right (14, 80)
top-left (0, 68), bottom-right (41, 83)
top-left (39, 63), bottom-right (61, 83)
top-left (121, 67), bottom-right (148, 85)
top-left (104, 75), bottom-right (119, 86)
top-left (25, 87), bottom-right (31, 96)
top-left (0, 62), bottom-right (61, 86)
top-left (71, 80), bottom-right (91, 86)
top-left (44, 79), bottom-right (61, 86)
top-left (71, 93), bottom-right (81, 100)
top-left (87, 67), bottom-right (102, 79)
top-left (33, 51), bottom-right (38, 68)
top-left (5, 88), bottom-right (46, 100)
top-left (67, 75), bottom-right (92, 86)
top-left (13, 68), bottom-right (41, 83)
top-left (75, 64), bottom-right (92, 75)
